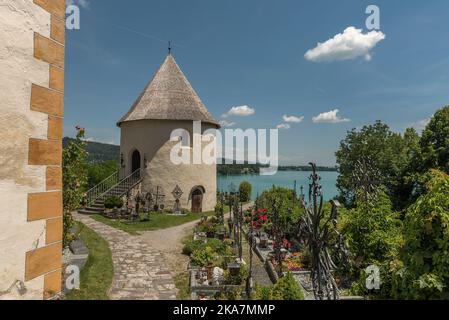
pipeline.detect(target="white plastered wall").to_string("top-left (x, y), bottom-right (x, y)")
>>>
top-left (0, 0), bottom-right (52, 300)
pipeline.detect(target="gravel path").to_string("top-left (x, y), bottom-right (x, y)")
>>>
top-left (140, 203), bottom-right (254, 276)
top-left (73, 213), bottom-right (178, 300)
top-left (139, 217), bottom-right (199, 275)
top-left (73, 203), bottom-right (254, 299)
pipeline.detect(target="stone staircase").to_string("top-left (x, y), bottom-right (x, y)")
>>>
top-left (78, 199), bottom-right (106, 215)
top-left (78, 169), bottom-right (142, 215)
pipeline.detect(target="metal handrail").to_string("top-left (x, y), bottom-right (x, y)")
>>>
top-left (86, 169), bottom-right (142, 206)
top-left (86, 170), bottom-right (119, 205)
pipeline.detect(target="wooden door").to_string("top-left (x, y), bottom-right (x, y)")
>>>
top-left (191, 194), bottom-right (203, 213)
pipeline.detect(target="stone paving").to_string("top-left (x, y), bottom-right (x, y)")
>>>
top-left (73, 213), bottom-right (178, 300)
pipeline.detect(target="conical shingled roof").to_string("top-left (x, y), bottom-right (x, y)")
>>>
top-left (117, 54), bottom-right (219, 127)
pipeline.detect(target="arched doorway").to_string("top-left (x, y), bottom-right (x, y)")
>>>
top-left (190, 186), bottom-right (205, 213)
top-left (131, 149), bottom-right (141, 174)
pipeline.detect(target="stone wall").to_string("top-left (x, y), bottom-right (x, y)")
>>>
top-left (0, 0), bottom-right (65, 300)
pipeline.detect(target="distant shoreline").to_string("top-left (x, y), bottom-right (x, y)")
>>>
top-left (217, 165), bottom-right (338, 176)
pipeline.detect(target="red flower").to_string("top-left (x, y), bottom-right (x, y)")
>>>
top-left (282, 239), bottom-right (292, 250)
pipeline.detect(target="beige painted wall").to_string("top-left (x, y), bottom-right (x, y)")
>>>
top-left (120, 120), bottom-right (217, 212)
top-left (0, 0), bottom-right (52, 299)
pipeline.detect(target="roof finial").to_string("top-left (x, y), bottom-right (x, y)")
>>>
top-left (168, 41), bottom-right (172, 55)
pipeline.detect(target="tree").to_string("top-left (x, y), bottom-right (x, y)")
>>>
top-left (62, 127), bottom-right (88, 246)
top-left (339, 187), bottom-right (404, 298)
top-left (238, 181), bottom-right (252, 202)
top-left (335, 121), bottom-right (419, 209)
top-left (419, 106), bottom-right (449, 174)
top-left (392, 170), bottom-right (449, 299)
top-left (340, 189), bottom-right (403, 267)
top-left (398, 106), bottom-right (449, 205)
top-left (256, 187), bottom-right (303, 237)
top-left (86, 160), bottom-right (118, 189)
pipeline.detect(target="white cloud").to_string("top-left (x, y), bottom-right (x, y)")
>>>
top-left (411, 118), bottom-right (431, 131)
top-left (219, 120), bottom-right (236, 128)
top-left (67, 0), bottom-right (90, 9)
top-left (312, 109), bottom-right (350, 124)
top-left (305, 26), bottom-right (385, 62)
top-left (222, 105), bottom-right (255, 117)
top-left (283, 115), bottom-right (304, 123)
top-left (276, 123), bottom-right (291, 130)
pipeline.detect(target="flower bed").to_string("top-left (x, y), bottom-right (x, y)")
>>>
top-left (183, 214), bottom-right (252, 300)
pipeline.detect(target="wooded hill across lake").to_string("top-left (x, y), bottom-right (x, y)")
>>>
top-left (62, 138), bottom-right (337, 175)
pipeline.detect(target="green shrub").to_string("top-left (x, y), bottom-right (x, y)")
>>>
top-left (239, 181), bottom-right (252, 202)
top-left (253, 284), bottom-right (274, 300)
top-left (272, 272), bottom-right (304, 300)
top-left (63, 127), bottom-right (88, 247)
top-left (191, 246), bottom-right (217, 267)
top-left (182, 238), bottom-right (228, 256)
top-left (253, 273), bottom-right (304, 300)
top-left (391, 170), bottom-right (449, 299)
top-left (215, 287), bottom-right (243, 300)
top-left (340, 190), bottom-right (403, 268)
top-left (104, 196), bottom-right (123, 209)
top-left (182, 240), bottom-right (204, 256)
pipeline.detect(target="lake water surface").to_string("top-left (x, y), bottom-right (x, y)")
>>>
top-left (217, 171), bottom-right (339, 201)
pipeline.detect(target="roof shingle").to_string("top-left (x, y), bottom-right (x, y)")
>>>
top-left (117, 54), bottom-right (219, 127)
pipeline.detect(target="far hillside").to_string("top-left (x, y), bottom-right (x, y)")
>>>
top-left (63, 137), bottom-right (119, 163)
top-left (62, 138), bottom-right (337, 174)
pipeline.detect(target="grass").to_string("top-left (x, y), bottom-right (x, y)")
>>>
top-left (174, 272), bottom-right (191, 300)
top-left (65, 222), bottom-right (113, 300)
top-left (90, 210), bottom-right (218, 235)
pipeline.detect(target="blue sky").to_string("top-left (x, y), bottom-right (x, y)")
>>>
top-left (65, 0), bottom-right (449, 166)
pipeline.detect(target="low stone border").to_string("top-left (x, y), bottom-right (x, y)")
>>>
top-left (265, 260), bottom-right (279, 284)
top-left (189, 268), bottom-right (241, 300)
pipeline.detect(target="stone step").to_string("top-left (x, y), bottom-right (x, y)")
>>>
top-left (77, 208), bottom-right (99, 215)
top-left (91, 203), bottom-right (104, 209)
top-left (85, 206), bottom-right (104, 213)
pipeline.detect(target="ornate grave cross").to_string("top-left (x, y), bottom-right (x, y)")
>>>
top-left (151, 186), bottom-right (166, 211)
top-left (171, 185), bottom-right (183, 214)
top-left (144, 191), bottom-right (154, 212)
top-left (352, 156), bottom-right (381, 206)
top-left (299, 163), bottom-right (349, 300)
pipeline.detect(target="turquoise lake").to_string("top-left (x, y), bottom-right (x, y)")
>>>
top-left (217, 171), bottom-right (339, 201)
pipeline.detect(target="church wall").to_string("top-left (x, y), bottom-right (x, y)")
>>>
top-left (119, 119), bottom-right (217, 212)
top-left (0, 0), bottom-right (65, 299)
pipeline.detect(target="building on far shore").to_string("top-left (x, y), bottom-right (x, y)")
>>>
top-left (117, 53), bottom-right (220, 212)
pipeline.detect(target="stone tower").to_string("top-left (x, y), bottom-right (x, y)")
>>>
top-left (117, 54), bottom-right (220, 212)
